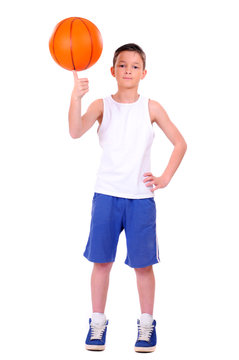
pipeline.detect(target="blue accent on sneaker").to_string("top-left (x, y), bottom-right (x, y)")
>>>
top-left (134, 319), bottom-right (157, 352)
top-left (85, 318), bottom-right (108, 351)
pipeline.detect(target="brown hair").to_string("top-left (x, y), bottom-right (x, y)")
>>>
top-left (113, 43), bottom-right (146, 70)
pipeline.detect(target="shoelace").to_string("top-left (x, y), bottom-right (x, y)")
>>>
top-left (138, 323), bottom-right (154, 342)
top-left (90, 322), bottom-right (106, 340)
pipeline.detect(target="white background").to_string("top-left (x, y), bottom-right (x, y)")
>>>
top-left (0, 0), bottom-right (238, 359)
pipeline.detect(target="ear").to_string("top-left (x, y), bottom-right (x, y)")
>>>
top-left (111, 66), bottom-right (115, 77)
top-left (141, 69), bottom-right (147, 80)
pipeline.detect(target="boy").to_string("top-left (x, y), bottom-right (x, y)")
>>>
top-left (68, 43), bottom-right (187, 352)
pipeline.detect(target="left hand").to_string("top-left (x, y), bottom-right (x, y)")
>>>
top-left (143, 172), bottom-right (169, 192)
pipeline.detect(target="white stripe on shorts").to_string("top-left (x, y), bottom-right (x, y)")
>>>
top-left (156, 225), bottom-right (160, 262)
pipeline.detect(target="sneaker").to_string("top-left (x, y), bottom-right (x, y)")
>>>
top-left (85, 318), bottom-right (108, 351)
top-left (134, 319), bottom-right (157, 352)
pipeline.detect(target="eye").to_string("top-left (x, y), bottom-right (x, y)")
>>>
top-left (133, 66), bottom-right (139, 69)
top-left (119, 64), bottom-right (125, 68)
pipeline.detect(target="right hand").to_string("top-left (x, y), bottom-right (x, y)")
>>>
top-left (72, 70), bottom-right (89, 100)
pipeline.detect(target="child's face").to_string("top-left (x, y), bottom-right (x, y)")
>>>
top-left (111, 51), bottom-right (147, 89)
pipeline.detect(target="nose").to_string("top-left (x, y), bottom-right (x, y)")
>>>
top-left (125, 66), bottom-right (131, 74)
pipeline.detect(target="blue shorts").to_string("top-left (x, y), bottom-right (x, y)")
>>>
top-left (83, 193), bottom-right (160, 268)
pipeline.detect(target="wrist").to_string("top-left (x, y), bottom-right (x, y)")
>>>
top-left (160, 173), bottom-right (171, 187)
top-left (71, 91), bottom-right (82, 102)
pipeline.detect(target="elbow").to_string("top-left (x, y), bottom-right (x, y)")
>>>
top-left (175, 139), bottom-right (187, 154)
top-left (181, 141), bottom-right (187, 156)
top-left (182, 140), bottom-right (187, 153)
top-left (69, 130), bottom-right (81, 139)
top-left (69, 123), bottom-right (82, 138)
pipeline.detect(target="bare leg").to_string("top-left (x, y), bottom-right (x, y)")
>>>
top-left (134, 265), bottom-right (155, 315)
top-left (91, 262), bottom-right (113, 313)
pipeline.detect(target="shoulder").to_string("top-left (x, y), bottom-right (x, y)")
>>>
top-left (148, 99), bottom-right (165, 116)
top-left (88, 98), bottom-right (103, 116)
top-left (87, 99), bottom-right (104, 123)
top-left (83, 99), bottom-right (104, 124)
top-left (89, 98), bottom-right (104, 110)
top-left (148, 99), bottom-right (168, 125)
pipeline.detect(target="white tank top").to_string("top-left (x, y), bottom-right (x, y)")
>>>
top-left (94, 95), bottom-right (155, 199)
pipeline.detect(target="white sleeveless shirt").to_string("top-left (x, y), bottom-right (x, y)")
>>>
top-left (94, 95), bottom-right (155, 199)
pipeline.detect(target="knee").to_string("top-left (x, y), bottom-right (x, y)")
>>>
top-left (134, 265), bottom-right (153, 275)
top-left (93, 262), bottom-right (113, 274)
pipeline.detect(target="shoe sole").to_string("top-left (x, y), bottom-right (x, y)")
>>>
top-left (85, 344), bottom-right (105, 351)
top-left (134, 345), bottom-right (156, 353)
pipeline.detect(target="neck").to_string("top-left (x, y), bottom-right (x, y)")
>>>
top-left (112, 89), bottom-right (140, 103)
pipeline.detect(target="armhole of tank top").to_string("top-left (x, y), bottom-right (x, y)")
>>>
top-left (97, 98), bottom-right (106, 135)
top-left (147, 98), bottom-right (156, 139)
top-left (147, 98), bottom-right (154, 127)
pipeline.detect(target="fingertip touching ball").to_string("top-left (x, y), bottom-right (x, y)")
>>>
top-left (49, 17), bottom-right (103, 71)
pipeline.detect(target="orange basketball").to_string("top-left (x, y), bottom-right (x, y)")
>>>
top-left (49, 17), bottom-right (103, 71)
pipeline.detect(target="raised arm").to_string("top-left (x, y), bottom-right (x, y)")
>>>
top-left (68, 71), bottom-right (103, 138)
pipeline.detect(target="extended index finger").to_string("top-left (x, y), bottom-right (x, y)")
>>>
top-left (72, 70), bottom-right (78, 81)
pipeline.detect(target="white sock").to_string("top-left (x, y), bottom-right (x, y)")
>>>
top-left (140, 313), bottom-right (153, 326)
top-left (92, 312), bottom-right (106, 325)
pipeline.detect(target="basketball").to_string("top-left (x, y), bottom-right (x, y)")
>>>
top-left (49, 17), bottom-right (103, 71)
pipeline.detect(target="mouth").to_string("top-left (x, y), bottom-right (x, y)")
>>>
top-left (123, 77), bottom-right (132, 80)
